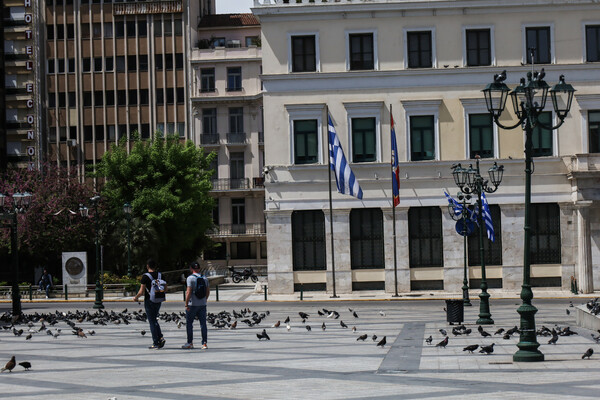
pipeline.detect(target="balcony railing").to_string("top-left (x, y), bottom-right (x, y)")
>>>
top-left (200, 134), bottom-right (219, 145)
top-left (211, 178), bottom-right (250, 191)
top-left (208, 223), bottom-right (266, 237)
top-left (226, 132), bottom-right (247, 145)
top-left (253, 177), bottom-right (265, 188)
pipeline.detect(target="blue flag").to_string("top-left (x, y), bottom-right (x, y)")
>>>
top-left (328, 114), bottom-right (363, 199)
top-left (391, 113), bottom-right (400, 207)
top-left (481, 192), bottom-right (495, 242)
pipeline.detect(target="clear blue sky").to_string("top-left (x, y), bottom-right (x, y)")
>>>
top-left (217, 0), bottom-right (254, 13)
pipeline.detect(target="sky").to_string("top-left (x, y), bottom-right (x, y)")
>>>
top-left (217, 0), bottom-right (254, 13)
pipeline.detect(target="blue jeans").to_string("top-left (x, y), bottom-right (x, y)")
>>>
top-left (186, 305), bottom-right (207, 345)
top-left (39, 283), bottom-right (51, 297)
top-left (145, 301), bottom-right (163, 346)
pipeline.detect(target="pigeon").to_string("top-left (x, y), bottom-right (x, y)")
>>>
top-left (503, 333), bottom-right (511, 340)
top-left (479, 343), bottom-right (495, 354)
top-left (256, 329), bottom-right (270, 341)
top-left (376, 336), bottom-right (387, 347)
top-left (463, 344), bottom-right (479, 353)
top-left (464, 328), bottom-right (472, 335)
top-left (286, 323), bottom-right (291, 331)
top-left (272, 321), bottom-right (281, 328)
top-left (379, 311), bottom-right (386, 317)
top-left (582, 348), bottom-right (593, 359)
top-left (1, 356), bottom-right (16, 373)
top-left (494, 70), bottom-right (507, 83)
top-left (284, 316), bottom-right (290, 323)
top-left (305, 325), bottom-right (312, 332)
top-left (18, 362), bottom-right (31, 371)
top-left (321, 323), bottom-right (326, 331)
top-left (230, 321), bottom-right (237, 330)
top-left (25, 334), bottom-right (32, 340)
top-left (452, 328), bottom-right (462, 336)
top-left (537, 67), bottom-right (545, 81)
top-left (480, 329), bottom-right (491, 338)
top-left (372, 335), bottom-right (378, 342)
top-left (439, 329), bottom-right (447, 336)
top-left (566, 309), bottom-right (570, 315)
top-left (317, 310), bottom-right (324, 316)
top-left (436, 337), bottom-right (449, 348)
top-left (87, 330), bottom-right (95, 336)
top-left (547, 334), bottom-right (558, 345)
top-left (353, 311), bottom-right (359, 318)
top-left (425, 335), bottom-right (433, 345)
top-left (352, 326), bottom-right (357, 332)
top-left (340, 321), bottom-right (348, 329)
top-left (357, 334), bottom-right (368, 341)
top-left (298, 312), bottom-right (309, 320)
top-left (494, 328), bottom-right (505, 335)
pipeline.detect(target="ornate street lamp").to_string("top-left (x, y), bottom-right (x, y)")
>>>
top-left (452, 158), bottom-right (503, 324)
top-left (80, 196), bottom-right (104, 309)
top-left (446, 188), bottom-right (474, 306)
top-left (123, 203), bottom-right (132, 277)
top-left (0, 192), bottom-right (33, 317)
top-left (482, 53), bottom-right (575, 362)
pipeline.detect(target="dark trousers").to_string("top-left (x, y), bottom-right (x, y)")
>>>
top-left (186, 305), bottom-right (207, 345)
top-left (145, 301), bottom-right (163, 345)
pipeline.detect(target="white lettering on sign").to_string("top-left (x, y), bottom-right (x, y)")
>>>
top-left (25, 30), bottom-right (32, 40)
top-left (26, 83), bottom-right (33, 93)
top-left (26, 61), bottom-right (33, 71)
top-left (27, 115), bottom-right (34, 124)
top-left (24, 0), bottom-right (31, 7)
top-left (26, 99), bottom-right (34, 108)
top-left (27, 146), bottom-right (35, 156)
top-left (27, 131), bottom-right (34, 140)
top-left (24, 14), bottom-right (32, 24)
top-left (28, 162), bottom-right (35, 171)
top-left (26, 46), bottom-right (32, 55)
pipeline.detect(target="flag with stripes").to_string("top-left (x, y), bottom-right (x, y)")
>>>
top-left (444, 192), bottom-right (463, 218)
top-left (391, 114), bottom-right (400, 207)
top-left (481, 192), bottom-right (495, 242)
top-left (328, 114), bottom-right (363, 199)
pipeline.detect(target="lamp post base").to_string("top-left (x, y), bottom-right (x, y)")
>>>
top-left (477, 289), bottom-right (494, 325)
top-left (93, 280), bottom-right (104, 309)
top-left (513, 285), bottom-right (544, 362)
top-left (462, 284), bottom-right (471, 306)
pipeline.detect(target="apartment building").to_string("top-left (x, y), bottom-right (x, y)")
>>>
top-left (190, 13), bottom-right (266, 272)
top-left (43, 0), bottom-right (214, 176)
top-left (1, 0), bottom-right (43, 170)
top-left (254, 0), bottom-right (600, 294)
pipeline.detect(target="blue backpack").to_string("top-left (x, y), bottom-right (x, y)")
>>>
top-left (193, 273), bottom-right (207, 299)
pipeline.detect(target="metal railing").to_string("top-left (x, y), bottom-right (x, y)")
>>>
top-left (208, 223), bottom-right (266, 236)
top-left (200, 134), bottom-right (220, 145)
top-left (253, 177), bottom-right (265, 188)
top-left (226, 132), bottom-right (247, 144)
top-left (211, 178), bottom-right (250, 190)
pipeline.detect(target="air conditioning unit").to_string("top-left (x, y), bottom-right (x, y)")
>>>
top-left (62, 252), bottom-right (87, 294)
top-left (227, 40), bottom-right (241, 48)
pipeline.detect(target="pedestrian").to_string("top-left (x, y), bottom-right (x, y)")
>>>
top-left (182, 262), bottom-right (209, 350)
top-left (38, 268), bottom-right (52, 299)
top-left (133, 259), bottom-right (166, 349)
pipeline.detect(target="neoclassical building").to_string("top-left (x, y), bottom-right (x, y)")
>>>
top-left (253, 0), bottom-right (600, 294)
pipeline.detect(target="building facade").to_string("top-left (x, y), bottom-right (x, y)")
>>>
top-left (254, 0), bottom-right (600, 294)
top-left (190, 13), bottom-right (266, 272)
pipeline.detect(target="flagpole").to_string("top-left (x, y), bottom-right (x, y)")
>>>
top-left (326, 106), bottom-right (338, 298)
top-left (391, 105), bottom-right (399, 297)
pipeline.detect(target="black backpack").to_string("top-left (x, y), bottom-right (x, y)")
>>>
top-left (193, 274), bottom-right (207, 299)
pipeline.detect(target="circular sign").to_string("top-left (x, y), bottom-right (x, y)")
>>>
top-left (455, 220), bottom-right (475, 236)
top-left (65, 257), bottom-right (84, 276)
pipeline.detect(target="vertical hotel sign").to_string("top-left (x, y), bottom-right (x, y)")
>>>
top-left (24, 0), bottom-right (36, 170)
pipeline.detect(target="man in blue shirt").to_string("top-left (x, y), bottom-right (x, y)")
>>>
top-left (182, 262), bottom-right (210, 349)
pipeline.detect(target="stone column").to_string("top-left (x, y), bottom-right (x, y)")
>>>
top-left (324, 208), bottom-right (352, 294)
top-left (576, 201), bottom-right (594, 293)
top-left (500, 204), bottom-right (525, 291)
top-left (442, 207), bottom-right (464, 292)
top-left (265, 210), bottom-right (294, 294)
top-left (383, 207), bottom-right (410, 293)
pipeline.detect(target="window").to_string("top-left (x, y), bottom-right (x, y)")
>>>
top-left (408, 206), bottom-right (443, 268)
top-left (81, 23), bottom-right (90, 39)
top-left (94, 91), bottom-right (103, 107)
top-left (586, 25), bottom-right (600, 62)
top-left (105, 57), bottom-right (113, 72)
top-left (231, 242), bottom-right (255, 259)
top-left (106, 90), bottom-right (115, 106)
top-left (47, 59), bottom-right (55, 74)
top-left (57, 59), bottom-right (65, 73)
top-left (229, 152), bottom-right (245, 181)
top-left (95, 125), bottom-right (104, 141)
top-left (137, 20), bottom-right (147, 37)
top-left (83, 92), bottom-right (92, 107)
top-left (165, 54), bottom-right (173, 70)
top-left (174, 19), bottom-right (182, 36)
top-left (231, 198), bottom-right (246, 234)
top-left (67, 23), bottom-right (75, 39)
top-left (525, 27), bottom-right (551, 64)
top-left (227, 67), bottom-right (242, 91)
top-left (117, 90), bottom-right (126, 106)
top-left (176, 87), bottom-right (184, 104)
top-left (163, 19), bottom-right (172, 36)
top-left (175, 53), bottom-right (183, 70)
top-left (589, 111), bottom-right (600, 153)
top-left (246, 36), bottom-right (259, 47)
top-left (530, 203), bottom-right (561, 264)
top-left (56, 24), bottom-right (64, 40)
top-left (468, 204), bottom-right (502, 266)
top-left (48, 94), bottom-right (56, 108)
top-left (140, 89), bottom-right (149, 105)
top-left (126, 20), bottom-right (136, 37)
top-left (141, 124), bottom-right (150, 139)
top-left (203, 108), bottom-right (217, 134)
top-left (349, 33), bottom-right (374, 70)
top-left (155, 54), bottom-right (163, 70)
top-left (82, 58), bottom-right (91, 72)
top-left (212, 37), bottom-right (225, 47)
top-left (92, 23), bottom-right (102, 38)
top-left (154, 19), bottom-right (162, 36)
top-left (116, 56), bottom-right (125, 72)
top-left (410, 115), bottom-right (435, 161)
top-left (58, 93), bottom-right (66, 107)
top-left (293, 120), bottom-right (318, 164)
top-left (127, 55), bottom-right (136, 72)
top-left (68, 91), bottom-right (76, 107)
top-left (351, 117), bottom-right (376, 162)
top-left (466, 29), bottom-right (491, 66)
top-left (47, 25), bottom-right (54, 40)
top-left (292, 210), bottom-right (326, 271)
top-left (166, 88), bottom-right (174, 104)
top-left (469, 114), bottom-right (494, 158)
top-left (68, 58), bottom-right (75, 73)
top-left (107, 125), bottom-right (116, 141)
top-left (94, 57), bottom-right (102, 72)
top-left (84, 126), bottom-right (93, 142)
top-left (532, 111), bottom-right (553, 156)
top-left (128, 89), bottom-right (137, 105)
top-left (115, 19), bottom-right (124, 38)
top-left (139, 55), bottom-right (148, 71)
top-left (291, 35), bottom-right (316, 72)
top-left (177, 122), bottom-right (185, 138)
top-left (350, 208), bottom-right (384, 269)
top-left (407, 31), bottom-right (432, 68)
top-left (229, 107), bottom-right (243, 133)
top-left (104, 22), bottom-right (113, 38)
top-left (156, 89), bottom-right (164, 105)
top-left (200, 68), bottom-right (215, 92)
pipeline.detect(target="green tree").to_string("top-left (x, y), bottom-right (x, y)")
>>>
top-left (95, 135), bottom-right (215, 268)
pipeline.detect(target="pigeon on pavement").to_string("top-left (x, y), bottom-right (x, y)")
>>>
top-left (18, 362), bottom-right (31, 371)
top-left (377, 336), bottom-right (387, 347)
top-left (582, 348), bottom-right (594, 359)
top-left (479, 343), bottom-right (495, 354)
top-left (1, 356), bottom-right (16, 373)
top-left (463, 344), bottom-right (479, 353)
top-left (436, 337), bottom-right (449, 348)
top-left (357, 334), bottom-right (368, 341)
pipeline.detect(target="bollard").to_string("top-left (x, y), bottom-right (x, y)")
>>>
top-left (215, 285), bottom-right (219, 302)
top-left (300, 284), bottom-right (304, 301)
top-left (29, 285), bottom-right (32, 301)
top-left (65, 284), bottom-right (68, 301)
top-left (263, 285), bottom-right (267, 301)
top-left (183, 285), bottom-right (186, 301)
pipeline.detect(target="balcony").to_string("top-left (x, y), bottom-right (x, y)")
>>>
top-left (253, 177), bottom-right (265, 188)
top-left (200, 134), bottom-right (220, 146)
top-left (226, 132), bottom-right (247, 145)
top-left (5, 53), bottom-right (30, 61)
top-left (211, 178), bottom-right (250, 191)
top-left (208, 223), bottom-right (266, 237)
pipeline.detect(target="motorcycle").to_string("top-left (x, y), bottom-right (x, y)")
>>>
top-left (229, 266), bottom-right (258, 283)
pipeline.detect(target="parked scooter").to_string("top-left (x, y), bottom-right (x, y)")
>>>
top-left (229, 266), bottom-right (258, 283)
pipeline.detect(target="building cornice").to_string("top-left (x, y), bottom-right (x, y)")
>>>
top-left (191, 93), bottom-right (263, 104)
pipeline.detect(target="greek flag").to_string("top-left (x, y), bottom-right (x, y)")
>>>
top-left (328, 114), bottom-right (363, 199)
top-left (481, 192), bottom-right (495, 242)
top-left (444, 192), bottom-right (463, 218)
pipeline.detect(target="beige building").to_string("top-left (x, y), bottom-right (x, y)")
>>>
top-left (190, 13), bottom-right (266, 272)
top-left (254, 0), bottom-right (600, 294)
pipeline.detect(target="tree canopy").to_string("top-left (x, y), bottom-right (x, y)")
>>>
top-left (95, 135), bottom-right (215, 269)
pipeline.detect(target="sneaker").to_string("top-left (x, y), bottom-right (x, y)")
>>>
top-left (181, 343), bottom-right (194, 349)
top-left (201, 344), bottom-right (208, 350)
top-left (45, 296), bottom-right (49, 299)
top-left (158, 337), bottom-right (166, 349)
top-left (148, 344), bottom-right (159, 349)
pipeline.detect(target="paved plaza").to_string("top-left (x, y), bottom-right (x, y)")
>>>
top-left (1, 295), bottom-right (599, 399)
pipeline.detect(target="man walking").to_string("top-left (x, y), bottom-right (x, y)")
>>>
top-left (133, 259), bottom-right (166, 349)
top-left (182, 262), bottom-right (209, 349)
top-left (38, 268), bottom-right (52, 299)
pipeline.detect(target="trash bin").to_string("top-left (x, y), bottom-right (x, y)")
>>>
top-left (445, 299), bottom-right (464, 324)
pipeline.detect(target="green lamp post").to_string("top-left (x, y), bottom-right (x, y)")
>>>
top-left (123, 203), bottom-right (132, 278)
top-left (80, 195), bottom-right (104, 309)
top-left (482, 51), bottom-right (575, 362)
